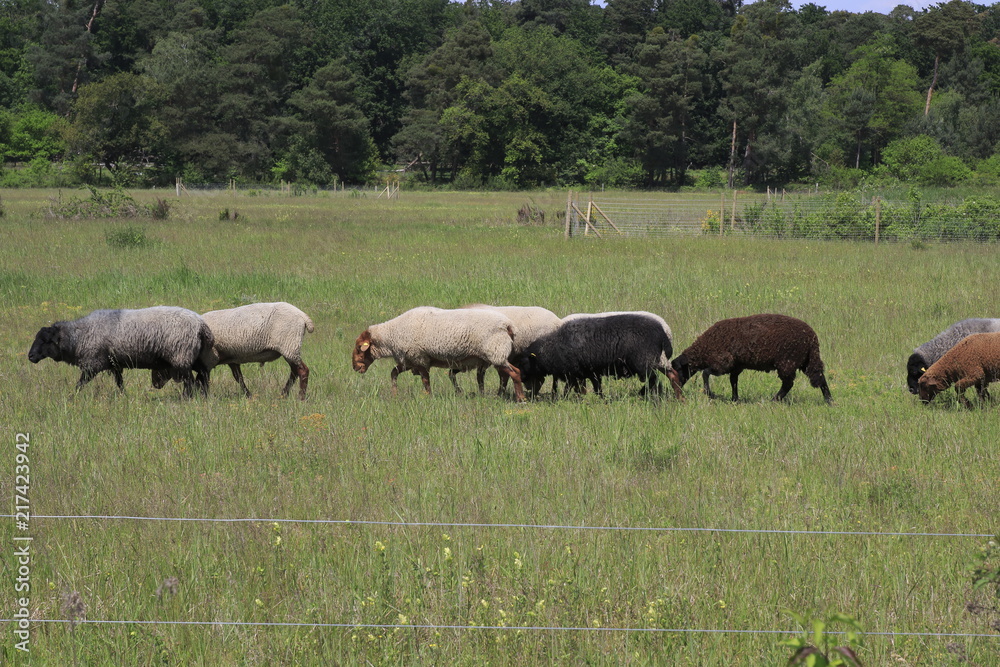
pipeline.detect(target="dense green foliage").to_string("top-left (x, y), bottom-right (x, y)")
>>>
top-left (2, 0), bottom-right (1000, 188)
top-left (3, 189), bottom-right (1000, 663)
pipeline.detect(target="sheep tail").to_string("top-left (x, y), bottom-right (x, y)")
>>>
top-left (303, 316), bottom-right (315, 334)
top-left (804, 344), bottom-right (827, 387)
top-left (199, 321), bottom-right (215, 351)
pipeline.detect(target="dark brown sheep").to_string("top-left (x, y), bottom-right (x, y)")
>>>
top-left (917, 332), bottom-right (1000, 408)
top-left (671, 314), bottom-right (832, 404)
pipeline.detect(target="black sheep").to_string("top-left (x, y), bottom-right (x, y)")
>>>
top-left (511, 314), bottom-right (683, 400)
top-left (671, 314), bottom-right (832, 404)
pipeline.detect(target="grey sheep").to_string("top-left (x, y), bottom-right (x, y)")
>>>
top-left (512, 313), bottom-right (683, 400)
top-left (352, 306), bottom-right (526, 401)
top-left (671, 314), bottom-right (832, 404)
top-left (906, 318), bottom-right (1000, 394)
top-left (28, 306), bottom-right (213, 397)
top-left (917, 332), bottom-right (1000, 408)
top-left (557, 311), bottom-right (676, 395)
top-left (152, 302), bottom-right (315, 400)
top-left (450, 304), bottom-right (562, 394)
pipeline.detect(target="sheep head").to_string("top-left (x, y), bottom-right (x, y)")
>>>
top-left (28, 325), bottom-right (63, 363)
top-left (352, 330), bottom-right (375, 373)
top-left (905, 353), bottom-right (927, 395)
top-left (671, 353), bottom-right (693, 386)
top-left (916, 374), bottom-right (945, 403)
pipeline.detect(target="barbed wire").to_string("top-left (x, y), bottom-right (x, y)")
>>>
top-left (4, 514), bottom-right (994, 538)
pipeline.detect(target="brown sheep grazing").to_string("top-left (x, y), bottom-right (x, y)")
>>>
top-left (671, 314), bottom-right (833, 404)
top-left (917, 332), bottom-right (1000, 407)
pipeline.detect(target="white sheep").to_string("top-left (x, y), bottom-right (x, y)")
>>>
top-left (153, 302), bottom-right (314, 400)
top-left (450, 304), bottom-right (562, 394)
top-left (28, 306), bottom-right (213, 397)
top-left (352, 306), bottom-right (526, 401)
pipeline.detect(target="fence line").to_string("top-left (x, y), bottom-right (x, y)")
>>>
top-left (566, 191), bottom-right (1000, 241)
top-left (1, 618), bottom-right (998, 640)
top-left (5, 514), bottom-right (993, 538)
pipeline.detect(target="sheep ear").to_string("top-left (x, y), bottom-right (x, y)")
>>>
top-left (359, 342), bottom-right (370, 352)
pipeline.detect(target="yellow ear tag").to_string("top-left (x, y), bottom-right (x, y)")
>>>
top-left (360, 342), bottom-right (370, 352)
top-left (921, 367), bottom-right (926, 372)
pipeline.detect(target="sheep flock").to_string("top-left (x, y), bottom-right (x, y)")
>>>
top-left (27, 301), bottom-right (1000, 408)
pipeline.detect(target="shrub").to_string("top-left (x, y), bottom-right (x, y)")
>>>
top-left (105, 225), bottom-right (154, 249)
top-left (46, 186), bottom-right (171, 219)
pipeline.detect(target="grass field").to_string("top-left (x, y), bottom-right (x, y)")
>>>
top-left (2, 187), bottom-right (999, 664)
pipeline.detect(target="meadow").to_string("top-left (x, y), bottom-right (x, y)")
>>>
top-left (1, 187), bottom-right (999, 665)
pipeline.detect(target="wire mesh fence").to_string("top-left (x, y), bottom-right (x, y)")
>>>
top-left (567, 191), bottom-right (1000, 242)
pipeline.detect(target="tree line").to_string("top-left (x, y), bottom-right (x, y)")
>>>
top-left (1, 0), bottom-right (999, 189)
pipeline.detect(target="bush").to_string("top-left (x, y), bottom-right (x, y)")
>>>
top-left (46, 186), bottom-right (171, 220)
top-left (105, 225), bottom-right (154, 249)
top-left (919, 155), bottom-right (972, 186)
top-left (882, 135), bottom-right (943, 180)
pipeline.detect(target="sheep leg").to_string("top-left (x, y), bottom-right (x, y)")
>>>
top-left (448, 369), bottom-right (464, 395)
top-left (729, 370), bottom-right (743, 401)
top-left (476, 365), bottom-right (486, 395)
top-left (111, 368), bottom-right (126, 392)
top-left (773, 373), bottom-right (795, 402)
top-left (955, 376), bottom-right (979, 409)
top-left (194, 368), bottom-right (211, 397)
top-left (496, 362), bottom-right (526, 402)
top-left (590, 375), bottom-right (603, 397)
top-left (493, 367), bottom-right (509, 396)
top-left (390, 364), bottom-right (404, 395)
top-left (179, 370), bottom-right (196, 399)
top-left (816, 376), bottom-right (833, 405)
top-left (74, 369), bottom-right (97, 391)
top-left (415, 366), bottom-right (433, 394)
top-left (639, 373), bottom-right (662, 397)
top-left (295, 361), bottom-right (309, 400)
top-left (232, 364), bottom-right (252, 398)
top-left (701, 370), bottom-right (717, 398)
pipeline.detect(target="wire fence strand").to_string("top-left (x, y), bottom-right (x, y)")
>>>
top-left (4, 514), bottom-right (994, 538)
top-left (0, 618), bottom-right (998, 639)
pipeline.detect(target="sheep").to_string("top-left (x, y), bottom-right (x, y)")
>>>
top-left (511, 313), bottom-right (683, 400)
top-left (28, 306), bottom-right (213, 397)
top-left (906, 318), bottom-right (1000, 395)
top-left (449, 305), bottom-right (562, 394)
top-left (555, 311), bottom-right (676, 395)
top-left (151, 302), bottom-right (314, 400)
top-left (352, 306), bottom-right (526, 402)
top-left (916, 332), bottom-right (1000, 407)
top-left (671, 314), bottom-right (832, 404)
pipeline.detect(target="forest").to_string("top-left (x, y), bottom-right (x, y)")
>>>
top-left (2, 0), bottom-right (1000, 189)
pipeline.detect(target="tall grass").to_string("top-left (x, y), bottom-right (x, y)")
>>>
top-left (1, 188), bottom-right (999, 664)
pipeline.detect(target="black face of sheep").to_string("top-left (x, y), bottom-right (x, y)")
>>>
top-left (510, 351), bottom-right (546, 397)
top-left (28, 325), bottom-right (63, 363)
top-left (906, 353), bottom-right (927, 395)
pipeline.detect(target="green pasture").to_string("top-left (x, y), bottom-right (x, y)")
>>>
top-left (1, 188), bottom-right (999, 664)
